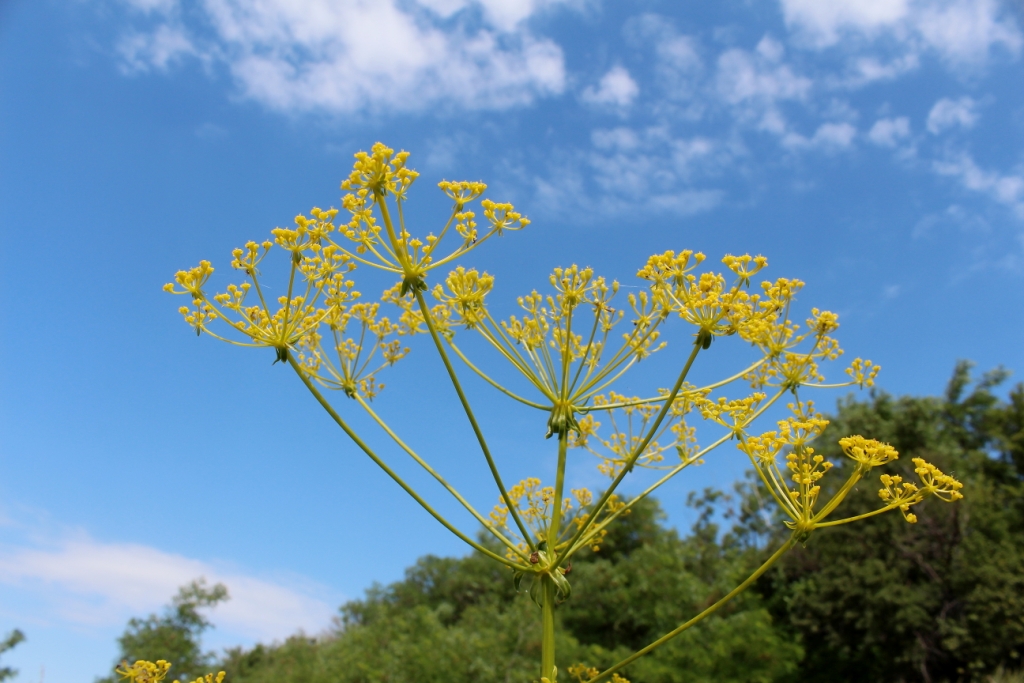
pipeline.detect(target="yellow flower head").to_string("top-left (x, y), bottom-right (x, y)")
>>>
top-left (878, 473), bottom-right (921, 522)
top-left (839, 435), bottom-right (898, 468)
top-left (165, 261), bottom-right (214, 297)
top-left (637, 250), bottom-right (705, 289)
top-left (341, 142), bottom-right (418, 198)
top-left (480, 198), bottom-right (530, 234)
top-left (846, 357), bottom-right (880, 388)
top-left (115, 660), bottom-right (172, 683)
top-left (433, 267), bottom-right (494, 329)
top-left (438, 180), bottom-right (487, 208)
top-left (722, 253), bottom-right (768, 287)
top-left (912, 457), bottom-right (964, 502)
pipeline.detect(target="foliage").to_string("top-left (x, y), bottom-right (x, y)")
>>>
top-left (98, 579), bottom-right (229, 683)
top-left (0, 629), bottom-right (25, 682)
top-left (763, 362), bottom-right (1024, 683)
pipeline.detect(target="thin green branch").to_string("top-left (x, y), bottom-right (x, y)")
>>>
top-left (354, 394), bottom-right (529, 560)
top-left (413, 289), bottom-right (537, 552)
top-left (447, 340), bottom-right (552, 409)
top-left (286, 354), bottom-right (522, 569)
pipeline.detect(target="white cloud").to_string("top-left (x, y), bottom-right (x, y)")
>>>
top-left (782, 122), bottom-right (858, 150)
top-left (868, 116), bottom-right (911, 146)
top-left (118, 25), bottom-right (195, 72)
top-left (624, 14), bottom-right (703, 101)
top-left (716, 38), bottom-right (812, 105)
top-left (779, 0), bottom-right (1022, 66)
top-left (714, 38), bottom-right (813, 135)
top-left (580, 126), bottom-right (728, 214)
top-left (780, 0), bottom-right (912, 45)
top-left (913, 203), bottom-right (992, 237)
top-left (114, 0), bottom-right (571, 114)
top-left (529, 125), bottom-right (728, 219)
top-left (926, 96), bottom-right (979, 133)
top-left (839, 53), bottom-right (920, 87)
top-left (581, 66), bottom-right (639, 108)
top-left (915, 0), bottom-right (1023, 64)
top-left (0, 533), bottom-right (335, 642)
top-left (933, 153), bottom-right (1024, 217)
top-left (121, 0), bottom-right (178, 13)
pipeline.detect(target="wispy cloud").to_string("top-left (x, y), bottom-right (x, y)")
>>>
top-left (114, 0), bottom-right (571, 114)
top-left (782, 121), bottom-right (858, 151)
top-left (104, 1), bottom-right (1024, 223)
top-left (581, 66), bottom-right (639, 108)
top-left (0, 526), bottom-right (336, 642)
top-left (933, 152), bottom-right (1024, 218)
top-left (867, 116), bottom-right (911, 147)
top-left (779, 0), bottom-right (1022, 66)
top-left (926, 96), bottom-right (979, 134)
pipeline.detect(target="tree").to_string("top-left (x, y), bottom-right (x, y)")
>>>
top-left (0, 629), bottom-right (25, 682)
top-left (98, 579), bottom-right (229, 683)
top-left (763, 362), bottom-right (1024, 683)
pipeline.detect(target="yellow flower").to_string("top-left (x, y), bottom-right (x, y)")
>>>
top-left (491, 478), bottom-right (623, 557)
top-left (912, 457), bottom-right (964, 502)
top-left (846, 357), bottom-right (880, 388)
top-left (341, 142), bottom-right (418, 198)
top-left (839, 435), bottom-right (898, 468)
top-left (115, 660), bottom-right (172, 683)
top-left (432, 267), bottom-right (494, 329)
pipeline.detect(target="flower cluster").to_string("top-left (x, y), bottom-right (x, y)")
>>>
top-left (489, 478), bottom-right (625, 561)
top-left (739, 402), bottom-right (964, 535)
top-left (114, 660), bottom-right (225, 683)
top-left (116, 660), bottom-right (173, 683)
top-left (337, 143), bottom-right (527, 295)
top-left (572, 388), bottom-right (703, 477)
top-left (568, 664), bottom-right (630, 683)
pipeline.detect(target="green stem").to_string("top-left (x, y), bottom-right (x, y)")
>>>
top-left (413, 289), bottom-right (537, 551)
top-left (815, 499), bottom-right (908, 527)
top-left (550, 432), bottom-right (569, 552)
top-left (286, 354), bottom-right (523, 570)
top-left (447, 339), bottom-right (552, 409)
top-left (541, 575), bottom-right (557, 682)
top-left (354, 394), bottom-right (529, 560)
top-left (375, 192), bottom-right (410, 271)
top-left (589, 535), bottom-right (798, 683)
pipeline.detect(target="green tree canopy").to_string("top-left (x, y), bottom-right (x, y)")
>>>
top-left (0, 629), bottom-right (25, 682)
top-left (762, 362), bottom-right (1024, 683)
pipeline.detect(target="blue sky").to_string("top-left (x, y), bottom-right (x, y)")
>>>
top-left (1, 0), bottom-right (1022, 680)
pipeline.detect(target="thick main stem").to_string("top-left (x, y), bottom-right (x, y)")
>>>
top-left (550, 432), bottom-right (569, 552)
top-left (541, 575), bottom-right (557, 682)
